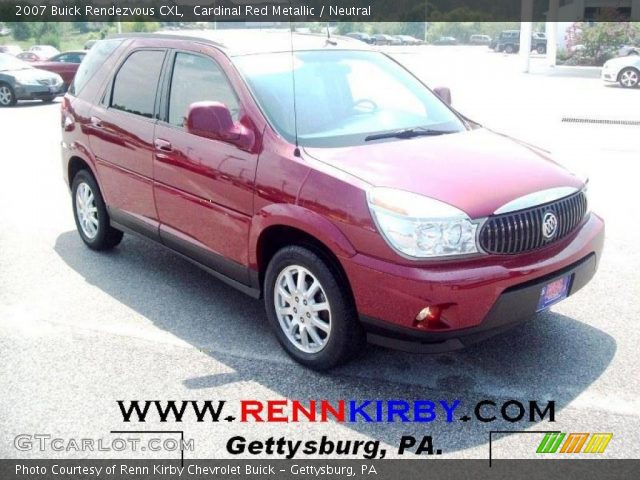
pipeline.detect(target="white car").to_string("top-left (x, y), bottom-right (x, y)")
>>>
top-left (602, 55), bottom-right (640, 88)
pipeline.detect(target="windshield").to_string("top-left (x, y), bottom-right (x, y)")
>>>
top-left (233, 50), bottom-right (465, 147)
top-left (0, 54), bottom-right (32, 72)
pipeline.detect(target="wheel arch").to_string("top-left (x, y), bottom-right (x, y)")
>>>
top-left (250, 205), bottom-right (357, 298)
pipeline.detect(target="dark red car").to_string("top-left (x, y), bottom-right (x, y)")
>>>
top-left (61, 32), bottom-right (604, 370)
top-left (34, 50), bottom-right (85, 90)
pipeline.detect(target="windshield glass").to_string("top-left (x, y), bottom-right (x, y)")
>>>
top-left (0, 54), bottom-right (31, 72)
top-left (233, 50), bottom-right (465, 147)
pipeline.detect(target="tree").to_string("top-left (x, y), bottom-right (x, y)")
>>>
top-left (11, 22), bottom-right (33, 41)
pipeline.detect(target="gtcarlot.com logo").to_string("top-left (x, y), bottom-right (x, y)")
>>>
top-left (14, 433), bottom-right (195, 453)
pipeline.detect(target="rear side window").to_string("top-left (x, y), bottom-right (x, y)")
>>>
top-left (69, 39), bottom-right (122, 96)
top-left (167, 52), bottom-right (239, 128)
top-left (111, 50), bottom-right (165, 119)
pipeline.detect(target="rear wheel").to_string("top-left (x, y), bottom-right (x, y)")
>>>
top-left (0, 83), bottom-right (16, 107)
top-left (619, 68), bottom-right (639, 88)
top-left (264, 246), bottom-right (365, 370)
top-left (71, 170), bottom-right (123, 250)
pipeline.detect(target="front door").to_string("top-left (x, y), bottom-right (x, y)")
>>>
top-left (153, 49), bottom-right (258, 284)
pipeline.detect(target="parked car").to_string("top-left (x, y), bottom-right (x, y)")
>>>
top-left (371, 34), bottom-right (399, 46)
top-left (28, 45), bottom-right (60, 60)
top-left (618, 44), bottom-right (639, 56)
top-left (495, 30), bottom-right (547, 54)
top-left (469, 34), bottom-right (491, 46)
top-left (61, 32), bottom-right (604, 370)
top-left (602, 55), bottom-right (640, 88)
top-left (433, 36), bottom-right (458, 45)
top-left (16, 52), bottom-right (45, 62)
top-left (0, 44), bottom-right (23, 56)
top-left (33, 50), bottom-right (86, 90)
top-left (395, 35), bottom-right (422, 46)
top-left (0, 53), bottom-right (63, 106)
top-left (344, 32), bottom-right (374, 45)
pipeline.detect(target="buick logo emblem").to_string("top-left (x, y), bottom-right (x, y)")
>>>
top-left (542, 212), bottom-right (558, 239)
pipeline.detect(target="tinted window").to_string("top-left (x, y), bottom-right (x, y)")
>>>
top-left (111, 50), bottom-right (165, 119)
top-left (70, 39), bottom-right (122, 96)
top-left (168, 53), bottom-right (239, 127)
top-left (234, 50), bottom-right (465, 147)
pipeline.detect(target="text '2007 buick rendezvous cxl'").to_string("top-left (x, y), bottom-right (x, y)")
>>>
top-left (61, 31), bottom-right (604, 370)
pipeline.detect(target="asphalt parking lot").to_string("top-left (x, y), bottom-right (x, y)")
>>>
top-left (1, 46), bottom-right (639, 460)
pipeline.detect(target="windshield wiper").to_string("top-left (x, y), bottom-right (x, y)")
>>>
top-left (365, 127), bottom-right (456, 142)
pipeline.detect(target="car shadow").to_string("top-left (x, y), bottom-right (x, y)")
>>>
top-left (54, 230), bottom-right (616, 454)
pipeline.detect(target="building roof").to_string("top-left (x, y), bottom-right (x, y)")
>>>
top-left (113, 29), bottom-right (372, 56)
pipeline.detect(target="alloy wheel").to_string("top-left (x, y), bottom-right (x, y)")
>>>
top-left (75, 182), bottom-right (99, 239)
top-left (620, 69), bottom-right (639, 88)
top-left (0, 85), bottom-right (13, 106)
top-left (274, 265), bottom-right (332, 354)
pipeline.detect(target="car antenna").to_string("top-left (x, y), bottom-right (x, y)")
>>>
top-left (289, 14), bottom-right (301, 157)
top-left (326, 23), bottom-right (337, 46)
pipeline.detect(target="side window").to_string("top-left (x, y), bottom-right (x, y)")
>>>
top-left (70, 38), bottom-right (122, 96)
top-left (168, 52), bottom-right (239, 128)
top-left (111, 50), bottom-right (165, 119)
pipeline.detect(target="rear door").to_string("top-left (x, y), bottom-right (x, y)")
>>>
top-left (152, 47), bottom-right (259, 283)
top-left (86, 48), bottom-right (167, 238)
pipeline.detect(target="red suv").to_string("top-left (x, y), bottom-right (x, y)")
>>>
top-left (61, 32), bottom-right (604, 370)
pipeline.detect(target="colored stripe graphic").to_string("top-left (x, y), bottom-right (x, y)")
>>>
top-left (536, 432), bottom-right (613, 454)
top-left (560, 433), bottom-right (589, 453)
top-left (536, 432), bottom-right (566, 453)
top-left (583, 433), bottom-right (613, 454)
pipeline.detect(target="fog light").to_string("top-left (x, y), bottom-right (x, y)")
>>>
top-left (415, 306), bottom-right (441, 323)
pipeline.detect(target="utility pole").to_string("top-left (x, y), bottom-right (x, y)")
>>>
top-left (519, 0), bottom-right (534, 73)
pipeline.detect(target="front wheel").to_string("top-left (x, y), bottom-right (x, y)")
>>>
top-left (619, 68), bottom-right (639, 88)
top-left (0, 83), bottom-right (16, 107)
top-left (71, 170), bottom-right (123, 250)
top-left (264, 246), bottom-right (365, 370)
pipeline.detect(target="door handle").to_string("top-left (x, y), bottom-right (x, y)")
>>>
top-left (89, 116), bottom-right (102, 128)
top-left (154, 138), bottom-right (173, 152)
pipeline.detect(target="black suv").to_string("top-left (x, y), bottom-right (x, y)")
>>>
top-left (494, 30), bottom-right (547, 54)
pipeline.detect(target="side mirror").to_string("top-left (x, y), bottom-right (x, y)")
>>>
top-left (433, 86), bottom-right (452, 106)
top-left (186, 101), bottom-right (254, 150)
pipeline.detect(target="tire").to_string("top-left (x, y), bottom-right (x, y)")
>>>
top-left (0, 82), bottom-right (16, 107)
top-left (618, 67), bottom-right (640, 88)
top-left (536, 44), bottom-right (546, 54)
top-left (71, 170), bottom-right (123, 250)
top-left (264, 246), bottom-right (365, 370)
top-left (504, 44), bottom-right (515, 54)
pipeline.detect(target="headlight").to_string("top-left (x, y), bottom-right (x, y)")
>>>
top-left (367, 188), bottom-right (481, 259)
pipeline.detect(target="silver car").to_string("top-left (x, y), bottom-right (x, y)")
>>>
top-left (602, 55), bottom-right (640, 88)
top-left (0, 53), bottom-right (64, 106)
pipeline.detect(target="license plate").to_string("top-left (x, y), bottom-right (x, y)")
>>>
top-left (536, 275), bottom-right (572, 312)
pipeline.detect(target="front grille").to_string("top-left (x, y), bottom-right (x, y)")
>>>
top-left (479, 191), bottom-right (588, 255)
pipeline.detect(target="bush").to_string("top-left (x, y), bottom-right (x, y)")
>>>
top-left (566, 21), bottom-right (640, 65)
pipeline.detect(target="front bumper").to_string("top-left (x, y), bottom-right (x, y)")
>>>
top-left (341, 213), bottom-right (605, 352)
top-left (14, 83), bottom-right (63, 100)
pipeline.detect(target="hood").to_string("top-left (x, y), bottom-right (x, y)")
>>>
top-left (11, 67), bottom-right (61, 83)
top-left (605, 56), bottom-right (640, 68)
top-left (303, 128), bottom-right (584, 219)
